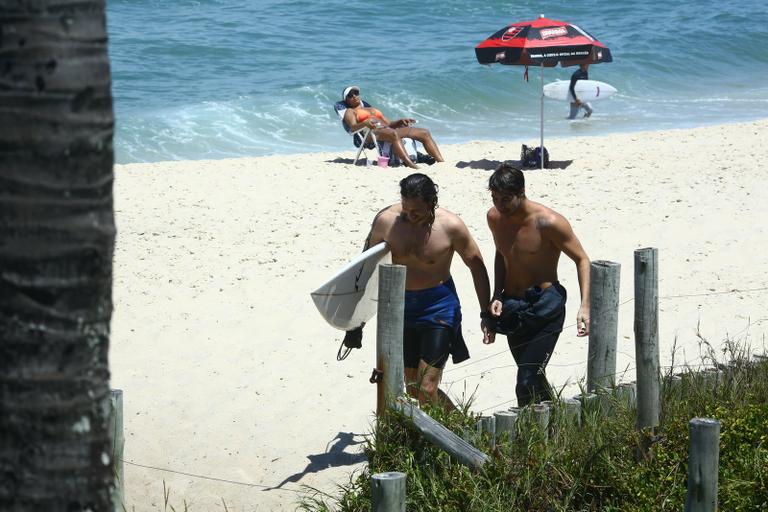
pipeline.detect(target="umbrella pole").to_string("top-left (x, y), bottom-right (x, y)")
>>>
top-left (540, 63), bottom-right (544, 170)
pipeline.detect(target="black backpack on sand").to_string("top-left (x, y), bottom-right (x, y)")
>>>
top-left (521, 144), bottom-right (549, 168)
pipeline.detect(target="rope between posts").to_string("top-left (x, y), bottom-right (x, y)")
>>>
top-left (122, 459), bottom-right (305, 494)
top-left (443, 297), bottom-right (636, 377)
top-left (660, 285), bottom-right (768, 299)
top-left (443, 285), bottom-right (767, 382)
top-left (115, 287), bottom-right (768, 490)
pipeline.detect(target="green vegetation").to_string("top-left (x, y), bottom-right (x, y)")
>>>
top-left (300, 345), bottom-right (768, 511)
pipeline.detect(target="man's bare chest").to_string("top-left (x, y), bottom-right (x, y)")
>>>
top-left (496, 223), bottom-right (545, 256)
top-left (387, 225), bottom-right (451, 264)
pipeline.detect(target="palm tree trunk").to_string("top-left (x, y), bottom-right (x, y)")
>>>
top-left (0, 1), bottom-right (116, 510)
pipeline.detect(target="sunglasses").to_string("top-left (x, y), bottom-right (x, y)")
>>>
top-left (346, 90), bottom-right (359, 99)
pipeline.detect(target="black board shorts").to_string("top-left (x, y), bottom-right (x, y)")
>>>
top-left (403, 325), bottom-right (454, 369)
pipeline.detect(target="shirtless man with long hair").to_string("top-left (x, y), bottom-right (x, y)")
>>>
top-left (346, 173), bottom-right (492, 411)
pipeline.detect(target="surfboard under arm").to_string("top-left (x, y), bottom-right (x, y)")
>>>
top-left (310, 242), bottom-right (392, 331)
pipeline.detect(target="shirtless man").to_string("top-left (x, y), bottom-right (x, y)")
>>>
top-left (350, 173), bottom-right (493, 410)
top-left (484, 163), bottom-right (590, 406)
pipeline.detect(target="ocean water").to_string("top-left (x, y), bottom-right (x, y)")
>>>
top-left (107, 0), bottom-right (768, 164)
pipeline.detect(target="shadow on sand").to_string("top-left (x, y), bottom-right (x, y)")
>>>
top-left (326, 157), bottom-right (364, 166)
top-left (455, 159), bottom-right (573, 171)
top-left (264, 431), bottom-right (367, 491)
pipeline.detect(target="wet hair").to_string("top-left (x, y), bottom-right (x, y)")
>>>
top-left (488, 162), bottom-right (525, 195)
top-left (399, 173), bottom-right (438, 225)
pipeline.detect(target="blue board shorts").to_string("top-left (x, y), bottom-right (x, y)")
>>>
top-left (402, 277), bottom-right (470, 368)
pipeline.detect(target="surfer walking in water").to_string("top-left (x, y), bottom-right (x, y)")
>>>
top-left (568, 63), bottom-right (594, 119)
top-left (346, 173), bottom-right (493, 412)
top-left (484, 163), bottom-right (591, 406)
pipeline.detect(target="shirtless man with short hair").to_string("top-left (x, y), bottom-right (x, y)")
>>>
top-left (485, 163), bottom-right (590, 406)
top-left (355, 173), bottom-right (493, 410)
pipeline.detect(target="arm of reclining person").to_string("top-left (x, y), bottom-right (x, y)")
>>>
top-left (387, 117), bottom-right (417, 129)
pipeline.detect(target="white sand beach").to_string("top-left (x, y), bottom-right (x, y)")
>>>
top-left (110, 119), bottom-right (768, 511)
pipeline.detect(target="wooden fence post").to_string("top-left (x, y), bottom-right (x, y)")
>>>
top-left (397, 398), bottom-right (489, 471)
top-left (634, 247), bottom-right (660, 430)
top-left (476, 415), bottom-right (496, 449)
top-left (371, 472), bottom-right (406, 512)
top-left (376, 264), bottom-right (406, 416)
top-left (685, 418), bottom-right (720, 512)
top-left (494, 410), bottom-right (518, 444)
top-left (532, 403), bottom-right (551, 438)
top-left (667, 374), bottom-right (683, 400)
top-left (108, 389), bottom-right (125, 512)
top-left (577, 392), bottom-right (600, 416)
top-left (614, 381), bottom-right (637, 409)
top-left (587, 260), bottom-right (621, 391)
top-left (563, 397), bottom-right (582, 426)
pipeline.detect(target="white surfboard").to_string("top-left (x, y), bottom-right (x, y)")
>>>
top-left (543, 79), bottom-right (617, 102)
top-left (311, 242), bottom-right (392, 331)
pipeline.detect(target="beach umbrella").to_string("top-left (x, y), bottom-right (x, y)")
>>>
top-left (475, 15), bottom-right (612, 168)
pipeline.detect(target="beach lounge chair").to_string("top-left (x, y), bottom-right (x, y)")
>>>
top-left (333, 100), bottom-right (421, 166)
top-left (333, 99), bottom-right (384, 165)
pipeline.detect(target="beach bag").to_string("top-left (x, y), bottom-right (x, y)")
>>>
top-left (387, 138), bottom-right (418, 166)
top-left (521, 144), bottom-right (549, 168)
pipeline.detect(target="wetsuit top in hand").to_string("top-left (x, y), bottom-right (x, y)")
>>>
top-left (569, 68), bottom-right (589, 102)
top-left (492, 282), bottom-right (567, 339)
top-left (354, 107), bottom-right (384, 123)
top-left (403, 277), bottom-right (470, 364)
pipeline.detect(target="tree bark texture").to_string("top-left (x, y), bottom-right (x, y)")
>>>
top-left (0, 1), bottom-right (115, 510)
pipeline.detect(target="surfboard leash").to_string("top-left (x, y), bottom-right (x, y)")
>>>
top-left (337, 341), bottom-right (353, 361)
top-left (337, 324), bottom-right (365, 361)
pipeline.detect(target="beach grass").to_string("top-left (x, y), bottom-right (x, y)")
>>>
top-left (299, 338), bottom-right (768, 511)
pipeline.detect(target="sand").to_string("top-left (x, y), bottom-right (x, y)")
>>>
top-left (110, 119), bottom-right (768, 511)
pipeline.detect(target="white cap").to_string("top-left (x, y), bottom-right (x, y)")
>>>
top-left (342, 85), bottom-right (360, 100)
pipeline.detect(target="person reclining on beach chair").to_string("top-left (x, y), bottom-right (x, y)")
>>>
top-left (333, 92), bottom-right (385, 166)
top-left (335, 85), bottom-right (444, 169)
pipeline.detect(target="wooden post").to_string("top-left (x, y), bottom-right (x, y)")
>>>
top-left (667, 374), bottom-right (683, 400)
top-left (542, 399), bottom-right (578, 434)
top-left (532, 403), bottom-right (551, 438)
top-left (371, 472), bottom-right (406, 512)
top-left (108, 389), bottom-right (125, 512)
top-left (376, 264), bottom-right (406, 416)
top-left (476, 415), bottom-right (496, 449)
top-left (476, 415), bottom-right (495, 435)
top-left (685, 418), bottom-right (720, 512)
top-left (700, 369), bottom-right (723, 392)
top-left (397, 398), bottom-right (489, 471)
top-left (596, 389), bottom-right (613, 415)
top-left (614, 382), bottom-right (637, 409)
top-left (587, 260), bottom-right (621, 391)
top-left (494, 410), bottom-right (518, 444)
top-left (578, 392), bottom-right (600, 415)
top-left (563, 397), bottom-right (582, 427)
top-left (634, 247), bottom-right (660, 429)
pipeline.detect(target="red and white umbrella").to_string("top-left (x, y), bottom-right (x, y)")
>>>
top-left (476, 15), bottom-right (612, 167)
